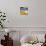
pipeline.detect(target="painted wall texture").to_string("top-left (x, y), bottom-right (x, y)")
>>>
top-left (0, 0), bottom-right (46, 27)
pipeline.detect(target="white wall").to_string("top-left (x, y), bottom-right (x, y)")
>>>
top-left (0, 0), bottom-right (46, 27)
top-left (31, 0), bottom-right (46, 27)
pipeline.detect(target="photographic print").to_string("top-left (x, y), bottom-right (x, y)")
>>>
top-left (20, 7), bottom-right (28, 15)
top-left (20, 0), bottom-right (28, 2)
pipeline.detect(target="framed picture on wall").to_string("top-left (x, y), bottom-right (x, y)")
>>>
top-left (20, 7), bottom-right (28, 16)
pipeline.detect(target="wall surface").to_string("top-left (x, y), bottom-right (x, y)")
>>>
top-left (0, 0), bottom-right (46, 27)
